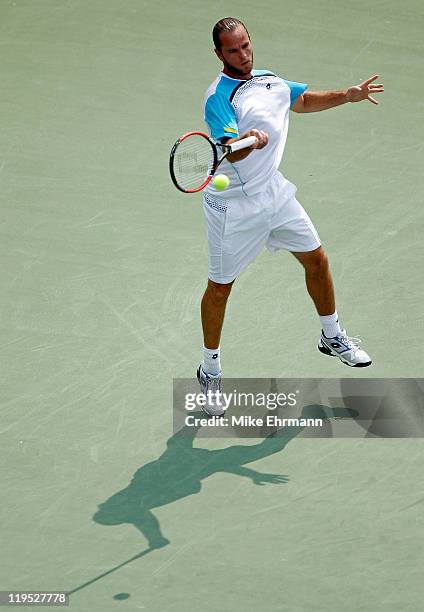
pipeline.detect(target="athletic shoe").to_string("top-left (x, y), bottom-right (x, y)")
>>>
top-left (318, 329), bottom-right (372, 367)
top-left (196, 365), bottom-right (226, 416)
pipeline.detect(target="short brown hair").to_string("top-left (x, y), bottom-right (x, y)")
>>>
top-left (212, 17), bottom-right (250, 50)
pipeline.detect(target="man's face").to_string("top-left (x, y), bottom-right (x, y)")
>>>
top-left (215, 25), bottom-right (253, 79)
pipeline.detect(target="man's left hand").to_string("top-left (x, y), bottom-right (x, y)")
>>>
top-left (346, 74), bottom-right (384, 105)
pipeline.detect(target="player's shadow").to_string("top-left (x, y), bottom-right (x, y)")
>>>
top-left (93, 405), bottom-right (351, 549)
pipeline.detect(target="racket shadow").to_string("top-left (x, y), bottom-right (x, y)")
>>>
top-left (68, 547), bottom-right (153, 596)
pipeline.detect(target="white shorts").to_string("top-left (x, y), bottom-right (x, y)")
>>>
top-left (203, 171), bottom-right (321, 284)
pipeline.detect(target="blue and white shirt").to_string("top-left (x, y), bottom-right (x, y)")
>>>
top-left (203, 69), bottom-right (307, 197)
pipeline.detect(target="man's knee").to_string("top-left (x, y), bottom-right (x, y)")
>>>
top-left (206, 279), bottom-right (234, 303)
top-left (310, 249), bottom-right (329, 274)
top-left (294, 247), bottom-right (329, 276)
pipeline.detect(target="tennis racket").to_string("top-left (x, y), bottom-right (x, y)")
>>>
top-left (169, 131), bottom-right (257, 193)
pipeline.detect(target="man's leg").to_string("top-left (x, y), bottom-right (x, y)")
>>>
top-left (291, 246), bottom-right (335, 315)
top-left (292, 246), bottom-right (371, 367)
top-left (196, 279), bottom-right (234, 416)
top-left (201, 278), bottom-right (234, 349)
top-left (201, 186), bottom-right (270, 378)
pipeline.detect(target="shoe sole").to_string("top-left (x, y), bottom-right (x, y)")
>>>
top-left (318, 344), bottom-right (372, 368)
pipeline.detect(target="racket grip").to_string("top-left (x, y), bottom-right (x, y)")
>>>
top-left (229, 135), bottom-right (257, 153)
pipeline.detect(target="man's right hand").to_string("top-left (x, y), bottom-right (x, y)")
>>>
top-left (242, 128), bottom-right (269, 149)
top-left (226, 128), bottom-right (269, 162)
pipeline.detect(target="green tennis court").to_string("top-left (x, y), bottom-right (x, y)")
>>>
top-left (1, 0), bottom-right (423, 610)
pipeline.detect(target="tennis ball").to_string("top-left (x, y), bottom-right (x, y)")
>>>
top-left (212, 174), bottom-right (230, 190)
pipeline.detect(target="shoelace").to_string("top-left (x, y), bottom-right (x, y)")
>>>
top-left (206, 376), bottom-right (222, 393)
top-left (337, 333), bottom-right (362, 350)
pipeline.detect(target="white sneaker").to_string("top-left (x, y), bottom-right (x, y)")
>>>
top-left (196, 365), bottom-right (226, 416)
top-left (318, 329), bottom-right (372, 367)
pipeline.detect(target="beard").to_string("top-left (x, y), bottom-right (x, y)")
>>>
top-left (223, 52), bottom-right (254, 78)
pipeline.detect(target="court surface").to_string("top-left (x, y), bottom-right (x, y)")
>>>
top-left (1, 0), bottom-right (423, 610)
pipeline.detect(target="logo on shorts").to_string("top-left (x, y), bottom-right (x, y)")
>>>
top-left (266, 83), bottom-right (271, 90)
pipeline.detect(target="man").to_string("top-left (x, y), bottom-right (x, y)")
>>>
top-left (198, 17), bottom-right (384, 415)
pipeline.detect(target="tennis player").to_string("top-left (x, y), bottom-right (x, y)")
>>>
top-left (198, 17), bottom-right (384, 414)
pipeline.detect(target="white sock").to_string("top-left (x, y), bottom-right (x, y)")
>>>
top-left (202, 346), bottom-right (221, 375)
top-left (319, 312), bottom-right (342, 338)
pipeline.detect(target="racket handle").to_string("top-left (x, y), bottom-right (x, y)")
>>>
top-left (229, 135), bottom-right (257, 153)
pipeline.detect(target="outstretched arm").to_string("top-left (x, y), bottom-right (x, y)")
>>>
top-left (291, 74), bottom-right (384, 113)
top-left (226, 465), bottom-right (289, 485)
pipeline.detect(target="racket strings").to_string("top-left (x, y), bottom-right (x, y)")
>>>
top-left (172, 135), bottom-right (215, 191)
